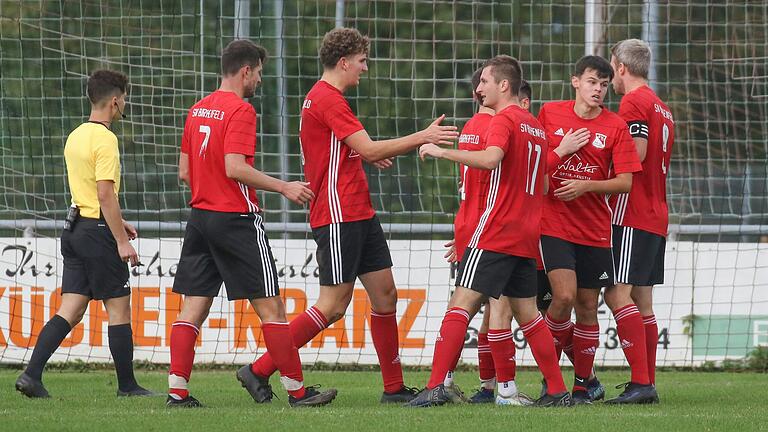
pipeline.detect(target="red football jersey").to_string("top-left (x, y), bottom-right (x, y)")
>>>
top-left (181, 90), bottom-right (260, 213)
top-left (458, 104), bottom-right (548, 259)
top-left (538, 101), bottom-right (642, 247)
top-left (610, 85), bottom-right (675, 237)
top-left (300, 80), bottom-right (371, 228)
top-left (454, 112), bottom-right (493, 260)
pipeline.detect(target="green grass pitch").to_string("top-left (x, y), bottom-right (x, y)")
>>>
top-left (1, 369), bottom-right (765, 431)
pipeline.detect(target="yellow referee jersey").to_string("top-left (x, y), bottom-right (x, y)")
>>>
top-left (64, 122), bottom-right (121, 219)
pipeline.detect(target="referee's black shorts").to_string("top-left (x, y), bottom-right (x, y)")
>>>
top-left (61, 217), bottom-right (130, 300)
top-left (173, 208), bottom-right (279, 301)
top-left (312, 215), bottom-right (393, 286)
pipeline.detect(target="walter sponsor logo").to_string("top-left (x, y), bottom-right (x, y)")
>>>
top-left (552, 153), bottom-right (600, 182)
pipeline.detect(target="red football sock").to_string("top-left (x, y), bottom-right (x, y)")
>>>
top-left (251, 306), bottom-right (328, 378)
top-left (427, 307), bottom-right (470, 389)
top-left (572, 322), bottom-right (599, 392)
top-left (261, 322), bottom-right (306, 399)
top-left (488, 329), bottom-right (516, 383)
top-left (614, 305), bottom-right (650, 385)
top-left (168, 321), bottom-right (199, 399)
top-left (521, 314), bottom-right (567, 395)
top-left (545, 313), bottom-right (574, 364)
top-left (477, 332), bottom-right (496, 383)
top-left (643, 315), bottom-right (658, 384)
top-left (370, 309), bottom-right (404, 393)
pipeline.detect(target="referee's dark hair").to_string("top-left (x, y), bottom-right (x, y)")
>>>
top-left (87, 70), bottom-right (128, 106)
top-left (221, 39), bottom-right (268, 76)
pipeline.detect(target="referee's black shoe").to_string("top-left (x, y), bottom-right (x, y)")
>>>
top-left (288, 386), bottom-right (338, 407)
top-left (533, 391), bottom-right (571, 407)
top-left (15, 372), bottom-right (50, 398)
top-left (236, 364), bottom-right (274, 403)
top-left (117, 385), bottom-right (159, 397)
top-left (604, 382), bottom-right (658, 405)
top-left (165, 394), bottom-right (203, 408)
top-left (381, 385), bottom-right (419, 403)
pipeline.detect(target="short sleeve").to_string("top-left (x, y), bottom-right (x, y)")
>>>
top-left (484, 115), bottom-right (513, 154)
top-left (224, 105), bottom-right (257, 156)
top-left (612, 123), bottom-right (642, 175)
top-left (94, 132), bottom-right (120, 182)
top-left (618, 96), bottom-right (649, 139)
top-left (324, 97), bottom-right (364, 141)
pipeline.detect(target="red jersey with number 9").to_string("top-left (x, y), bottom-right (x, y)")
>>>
top-left (181, 90), bottom-right (260, 213)
top-left (610, 85), bottom-right (675, 237)
top-left (457, 104), bottom-right (548, 259)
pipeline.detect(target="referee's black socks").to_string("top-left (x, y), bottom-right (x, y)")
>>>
top-left (25, 314), bottom-right (71, 380)
top-left (108, 324), bottom-right (139, 391)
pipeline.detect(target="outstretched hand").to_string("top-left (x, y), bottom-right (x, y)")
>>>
top-left (421, 114), bottom-right (459, 146)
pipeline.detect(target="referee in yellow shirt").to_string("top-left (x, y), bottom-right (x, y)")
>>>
top-left (16, 70), bottom-right (153, 398)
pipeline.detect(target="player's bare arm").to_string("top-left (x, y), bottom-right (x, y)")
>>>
top-left (344, 114), bottom-right (458, 162)
top-left (369, 158), bottom-right (393, 170)
top-left (178, 152), bottom-right (190, 186)
top-left (97, 179), bottom-right (139, 266)
top-left (419, 143), bottom-right (504, 171)
top-left (554, 172), bottom-right (632, 201)
top-left (632, 136), bottom-right (649, 162)
top-left (224, 153), bottom-right (315, 205)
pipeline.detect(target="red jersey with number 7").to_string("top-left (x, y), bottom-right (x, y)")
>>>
top-left (181, 90), bottom-right (260, 213)
top-left (454, 112), bottom-right (493, 260)
top-left (537, 100), bottom-right (642, 247)
top-left (300, 80), bottom-right (371, 229)
top-left (457, 104), bottom-right (548, 259)
top-left (610, 85), bottom-right (675, 237)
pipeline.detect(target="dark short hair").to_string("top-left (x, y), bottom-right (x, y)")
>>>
top-left (573, 55), bottom-right (614, 81)
top-left (471, 66), bottom-right (483, 99)
top-left (519, 79), bottom-right (532, 101)
top-left (221, 39), bottom-right (268, 76)
top-left (319, 27), bottom-right (370, 68)
top-left (87, 69), bottom-right (128, 105)
top-left (482, 55), bottom-right (523, 96)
